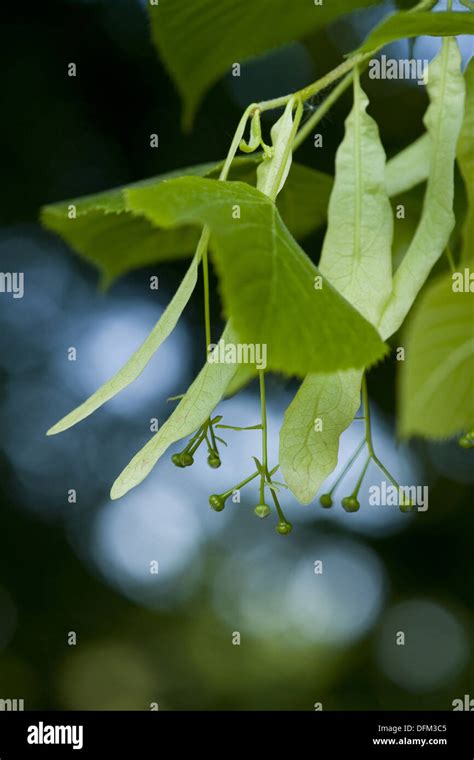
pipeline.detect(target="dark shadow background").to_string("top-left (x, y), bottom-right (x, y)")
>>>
top-left (0, 0), bottom-right (472, 710)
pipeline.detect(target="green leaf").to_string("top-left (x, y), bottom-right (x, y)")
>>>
top-left (41, 158), bottom-right (334, 284)
top-left (46, 241), bottom-right (204, 436)
top-left (385, 134), bottom-right (430, 198)
top-left (41, 162), bottom-right (216, 286)
top-left (353, 11), bottom-right (474, 55)
top-left (111, 322), bottom-right (239, 499)
top-left (127, 176), bottom-right (387, 376)
top-left (319, 73), bottom-right (393, 326)
top-left (399, 275), bottom-right (474, 439)
top-left (279, 369), bottom-right (362, 504)
top-left (41, 137), bottom-right (429, 287)
top-left (457, 59), bottom-right (474, 264)
top-left (379, 38), bottom-right (465, 339)
top-left (149, 0), bottom-right (383, 128)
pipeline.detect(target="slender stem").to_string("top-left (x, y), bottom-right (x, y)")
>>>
top-left (199, 103), bottom-right (254, 368)
top-left (218, 103), bottom-right (256, 181)
top-left (257, 93), bottom-right (299, 113)
top-left (198, 105), bottom-right (256, 443)
top-left (327, 439), bottom-right (366, 495)
top-left (292, 71), bottom-right (354, 152)
top-left (351, 456), bottom-right (371, 498)
top-left (361, 375), bottom-right (375, 457)
top-left (222, 471), bottom-right (260, 499)
top-left (257, 373), bottom-right (284, 513)
top-left (297, 53), bottom-right (370, 104)
top-left (185, 421), bottom-right (209, 450)
top-left (221, 464), bottom-right (279, 499)
top-left (192, 227), bottom-right (212, 354)
top-left (202, 247), bottom-right (211, 353)
top-left (216, 424), bottom-right (263, 431)
top-left (209, 424), bottom-right (218, 453)
top-left (257, 53), bottom-right (370, 114)
top-left (259, 371), bottom-right (268, 471)
top-left (201, 233), bottom-right (215, 438)
top-left (259, 370), bottom-right (268, 503)
top-left (269, 487), bottom-right (288, 523)
top-left (372, 455), bottom-right (402, 491)
top-left (188, 428), bottom-right (207, 455)
top-left (447, 0), bottom-right (453, 9)
top-left (445, 245), bottom-right (456, 274)
top-left (362, 374), bottom-right (402, 490)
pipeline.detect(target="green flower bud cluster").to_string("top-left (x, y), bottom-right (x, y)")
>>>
top-left (206, 463), bottom-right (292, 536)
top-left (171, 416), bottom-right (222, 471)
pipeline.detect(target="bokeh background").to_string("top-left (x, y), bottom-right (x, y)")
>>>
top-left (0, 0), bottom-right (473, 710)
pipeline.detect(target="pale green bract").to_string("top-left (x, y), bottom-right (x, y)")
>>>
top-left (319, 73), bottom-right (393, 326)
top-left (47, 241), bottom-right (205, 436)
top-left (379, 38), bottom-right (465, 339)
top-left (280, 40), bottom-right (466, 503)
top-left (281, 39), bottom-right (467, 504)
top-left (111, 322), bottom-right (240, 499)
top-left (384, 134), bottom-right (430, 199)
top-left (280, 76), bottom-right (391, 503)
top-left (257, 99), bottom-right (296, 198)
top-left (399, 275), bottom-right (474, 439)
top-left (280, 369), bottom-right (363, 504)
top-left (457, 59), bottom-right (474, 264)
top-left (126, 176), bottom-right (387, 377)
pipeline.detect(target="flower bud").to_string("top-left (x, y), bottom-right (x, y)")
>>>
top-left (341, 496), bottom-right (360, 513)
top-left (276, 521), bottom-right (293, 535)
top-left (209, 494), bottom-right (226, 512)
top-left (254, 503), bottom-right (271, 519)
top-left (319, 493), bottom-right (333, 508)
